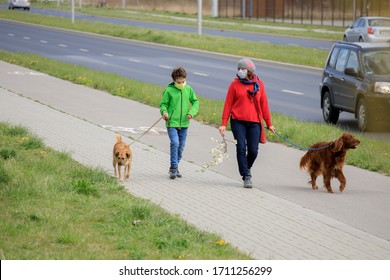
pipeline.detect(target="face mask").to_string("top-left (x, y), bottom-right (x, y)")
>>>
top-left (237, 69), bottom-right (248, 79)
top-left (175, 81), bottom-right (186, 90)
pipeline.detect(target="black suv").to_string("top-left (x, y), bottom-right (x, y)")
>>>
top-left (320, 42), bottom-right (390, 131)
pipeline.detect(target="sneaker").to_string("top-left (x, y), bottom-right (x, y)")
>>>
top-left (243, 176), bottom-right (253, 188)
top-left (169, 168), bottom-right (178, 179)
top-left (176, 170), bottom-right (182, 178)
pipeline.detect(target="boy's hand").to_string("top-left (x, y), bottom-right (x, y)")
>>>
top-left (187, 114), bottom-right (192, 120)
top-left (162, 113), bottom-right (168, 120)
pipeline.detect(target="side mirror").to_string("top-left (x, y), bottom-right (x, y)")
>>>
top-left (345, 67), bottom-right (358, 77)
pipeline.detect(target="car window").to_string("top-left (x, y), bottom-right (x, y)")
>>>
top-left (369, 19), bottom-right (390, 27)
top-left (328, 47), bottom-right (340, 69)
top-left (357, 19), bottom-right (366, 28)
top-left (335, 48), bottom-right (349, 72)
top-left (351, 19), bottom-right (359, 28)
top-left (363, 50), bottom-right (390, 75)
top-left (346, 51), bottom-right (359, 73)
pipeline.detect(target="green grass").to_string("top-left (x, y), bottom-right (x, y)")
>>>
top-left (0, 122), bottom-right (250, 260)
top-left (30, 2), bottom-right (346, 40)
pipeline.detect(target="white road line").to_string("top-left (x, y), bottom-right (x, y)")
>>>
top-left (80, 48), bottom-right (89, 52)
top-left (128, 58), bottom-right (141, 63)
top-left (40, 40), bottom-right (48, 44)
top-left (8, 34), bottom-right (15, 37)
top-left (59, 44), bottom-right (67, 48)
top-left (282, 89), bottom-right (304, 95)
top-left (102, 53), bottom-right (113, 57)
top-left (23, 36), bottom-right (30, 40)
top-left (158, 65), bottom-right (172, 69)
top-left (193, 72), bottom-right (209, 77)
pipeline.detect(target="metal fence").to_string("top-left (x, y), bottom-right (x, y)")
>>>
top-left (218, 0), bottom-right (390, 26)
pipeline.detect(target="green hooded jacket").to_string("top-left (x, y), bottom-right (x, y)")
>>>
top-left (160, 82), bottom-right (199, 128)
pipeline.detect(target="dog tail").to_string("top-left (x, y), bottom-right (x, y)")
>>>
top-left (299, 153), bottom-right (310, 171)
top-left (115, 133), bottom-right (122, 143)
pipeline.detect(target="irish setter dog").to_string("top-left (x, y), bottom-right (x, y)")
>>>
top-left (300, 133), bottom-right (360, 193)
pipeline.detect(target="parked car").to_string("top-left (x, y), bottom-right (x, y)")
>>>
top-left (343, 17), bottom-right (390, 43)
top-left (320, 41), bottom-right (390, 131)
top-left (8, 0), bottom-right (30, 10)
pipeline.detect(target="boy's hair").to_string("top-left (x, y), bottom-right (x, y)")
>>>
top-left (171, 67), bottom-right (187, 81)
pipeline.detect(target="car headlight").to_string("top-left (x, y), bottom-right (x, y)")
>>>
top-left (375, 82), bottom-right (390, 94)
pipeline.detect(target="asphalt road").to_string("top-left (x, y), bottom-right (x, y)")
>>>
top-left (0, 19), bottom-right (328, 121)
top-left (0, 18), bottom-right (389, 140)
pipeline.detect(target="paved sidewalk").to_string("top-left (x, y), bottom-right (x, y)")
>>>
top-left (1, 61), bottom-right (390, 259)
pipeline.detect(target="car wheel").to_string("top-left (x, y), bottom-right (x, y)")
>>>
top-left (343, 35), bottom-right (348, 42)
top-left (322, 91), bottom-right (339, 124)
top-left (357, 98), bottom-right (371, 131)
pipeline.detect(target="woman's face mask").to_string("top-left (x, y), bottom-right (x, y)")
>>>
top-left (174, 79), bottom-right (186, 90)
top-left (237, 69), bottom-right (248, 79)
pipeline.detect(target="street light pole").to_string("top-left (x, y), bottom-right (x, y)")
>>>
top-left (71, 0), bottom-right (75, 24)
top-left (198, 0), bottom-right (202, 36)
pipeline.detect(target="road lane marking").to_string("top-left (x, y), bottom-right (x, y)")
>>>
top-left (193, 72), bottom-right (208, 76)
top-left (128, 58), bottom-right (141, 63)
top-left (40, 40), bottom-right (48, 44)
top-left (8, 33), bottom-right (15, 37)
top-left (158, 65), bottom-right (172, 69)
top-left (80, 48), bottom-right (89, 52)
top-left (102, 53), bottom-right (113, 57)
top-left (282, 89), bottom-right (304, 95)
top-left (23, 36), bottom-right (30, 40)
top-left (59, 44), bottom-right (67, 47)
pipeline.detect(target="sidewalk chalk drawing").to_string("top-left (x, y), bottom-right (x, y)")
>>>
top-left (102, 125), bottom-right (167, 135)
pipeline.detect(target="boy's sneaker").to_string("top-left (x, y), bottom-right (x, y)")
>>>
top-left (176, 170), bottom-right (182, 178)
top-left (169, 168), bottom-right (178, 179)
top-left (243, 176), bottom-right (253, 188)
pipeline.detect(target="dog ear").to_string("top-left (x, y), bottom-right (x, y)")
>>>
top-left (126, 152), bottom-right (131, 159)
top-left (331, 137), bottom-right (343, 152)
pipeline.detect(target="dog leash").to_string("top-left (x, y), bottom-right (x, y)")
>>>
top-left (271, 128), bottom-right (333, 151)
top-left (129, 116), bottom-right (163, 146)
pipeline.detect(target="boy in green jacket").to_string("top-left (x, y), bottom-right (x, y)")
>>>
top-left (160, 67), bottom-right (199, 179)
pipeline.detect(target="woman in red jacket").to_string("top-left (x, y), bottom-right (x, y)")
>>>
top-left (219, 58), bottom-right (275, 188)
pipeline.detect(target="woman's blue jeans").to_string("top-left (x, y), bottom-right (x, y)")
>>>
top-left (167, 127), bottom-right (188, 169)
top-left (230, 119), bottom-right (261, 179)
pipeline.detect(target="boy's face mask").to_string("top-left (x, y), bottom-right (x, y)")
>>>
top-left (237, 69), bottom-right (248, 79)
top-left (174, 80), bottom-right (186, 90)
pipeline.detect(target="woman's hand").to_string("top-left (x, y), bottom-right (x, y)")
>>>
top-left (162, 113), bottom-right (168, 120)
top-left (218, 125), bottom-right (226, 136)
top-left (268, 125), bottom-right (276, 133)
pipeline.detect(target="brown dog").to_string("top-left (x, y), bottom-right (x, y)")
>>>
top-left (113, 133), bottom-right (132, 181)
top-left (300, 132), bottom-right (360, 193)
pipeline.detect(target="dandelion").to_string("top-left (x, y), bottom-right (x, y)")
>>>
top-left (17, 137), bottom-right (29, 143)
top-left (215, 239), bottom-right (228, 246)
top-left (200, 135), bottom-right (236, 172)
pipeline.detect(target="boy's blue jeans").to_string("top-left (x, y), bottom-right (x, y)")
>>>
top-left (230, 119), bottom-right (261, 179)
top-left (167, 127), bottom-right (188, 169)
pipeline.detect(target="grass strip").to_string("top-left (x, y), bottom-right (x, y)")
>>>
top-left (0, 122), bottom-right (250, 259)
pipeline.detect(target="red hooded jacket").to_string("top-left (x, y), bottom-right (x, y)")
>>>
top-left (221, 76), bottom-right (273, 128)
